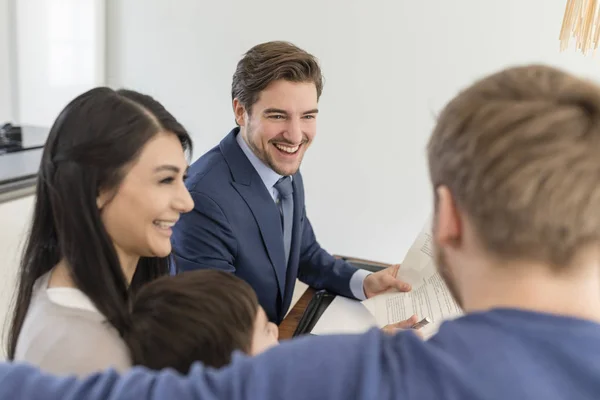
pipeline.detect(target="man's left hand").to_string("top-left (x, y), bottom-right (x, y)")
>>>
top-left (381, 315), bottom-right (425, 339)
top-left (363, 264), bottom-right (411, 298)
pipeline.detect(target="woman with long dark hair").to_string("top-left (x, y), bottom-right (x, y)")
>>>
top-left (6, 87), bottom-right (193, 376)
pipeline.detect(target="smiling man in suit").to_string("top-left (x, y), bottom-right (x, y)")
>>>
top-left (171, 41), bottom-right (410, 323)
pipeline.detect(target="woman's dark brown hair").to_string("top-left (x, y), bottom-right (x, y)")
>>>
top-left (124, 270), bottom-right (259, 372)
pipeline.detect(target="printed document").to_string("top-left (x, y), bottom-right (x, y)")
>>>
top-left (362, 217), bottom-right (463, 339)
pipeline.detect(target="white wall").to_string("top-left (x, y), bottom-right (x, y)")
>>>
top-left (15, 0), bottom-right (106, 126)
top-left (0, 0), bottom-right (13, 122)
top-left (106, 0), bottom-right (600, 264)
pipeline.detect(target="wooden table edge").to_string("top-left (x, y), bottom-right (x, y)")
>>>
top-left (278, 255), bottom-right (393, 340)
top-left (278, 287), bottom-right (316, 340)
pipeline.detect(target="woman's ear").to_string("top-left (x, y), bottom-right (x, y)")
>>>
top-left (97, 189), bottom-right (108, 211)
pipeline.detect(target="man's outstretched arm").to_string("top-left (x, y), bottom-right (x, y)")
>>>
top-left (0, 329), bottom-right (419, 400)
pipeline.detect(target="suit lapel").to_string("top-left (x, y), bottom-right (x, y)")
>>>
top-left (220, 129), bottom-right (287, 297)
top-left (290, 173), bottom-right (305, 263)
top-left (232, 181), bottom-right (287, 295)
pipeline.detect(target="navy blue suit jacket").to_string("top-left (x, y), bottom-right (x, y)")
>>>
top-left (172, 128), bottom-right (359, 322)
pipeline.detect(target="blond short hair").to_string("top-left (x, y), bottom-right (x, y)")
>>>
top-left (428, 64), bottom-right (600, 267)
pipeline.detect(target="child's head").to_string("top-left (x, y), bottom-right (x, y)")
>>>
top-left (124, 270), bottom-right (279, 372)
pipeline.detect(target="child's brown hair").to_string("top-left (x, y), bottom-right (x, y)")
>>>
top-left (124, 270), bottom-right (259, 372)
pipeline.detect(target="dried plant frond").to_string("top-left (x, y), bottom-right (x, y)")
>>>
top-left (560, 0), bottom-right (600, 54)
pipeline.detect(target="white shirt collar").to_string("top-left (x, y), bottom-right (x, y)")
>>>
top-left (40, 271), bottom-right (99, 313)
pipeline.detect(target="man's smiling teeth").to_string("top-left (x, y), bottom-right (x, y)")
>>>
top-left (274, 143), bottom-right (300, 153)
top-left (154, 220), bottom-right (175, 229)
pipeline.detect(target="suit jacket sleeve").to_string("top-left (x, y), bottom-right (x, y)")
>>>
top-left (296, 214), bottom-right (360, 299)
top-left (171, 191), bottom-right (238, 273)
top-left (0, 328), bottom-right (412, 400)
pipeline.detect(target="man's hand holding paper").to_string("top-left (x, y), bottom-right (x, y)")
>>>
top-left (363, 264), bottom-right (412, 298)
top-left (361, 218), bottom-right (463, 339)
top-left (362, 264), bottom-right (428, 337)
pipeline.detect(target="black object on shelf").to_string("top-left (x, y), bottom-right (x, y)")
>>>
top-left (0, 123), bottom-right (23, 153)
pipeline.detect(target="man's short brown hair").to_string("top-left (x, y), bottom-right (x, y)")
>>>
top-left (231, 41), bottom-right (323, 114)
top-left (428, 64), bottom-right (600, 268)
top-left (124, 270), bottom-right (259, 372)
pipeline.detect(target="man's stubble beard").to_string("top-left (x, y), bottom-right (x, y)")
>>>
top-left (435, 244), bottom-right (464, 310)
top-left (245, 124), bottom-right (305, 177)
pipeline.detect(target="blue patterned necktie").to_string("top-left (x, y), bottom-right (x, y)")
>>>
top-left (274, 176), bottom-right (294, 265)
